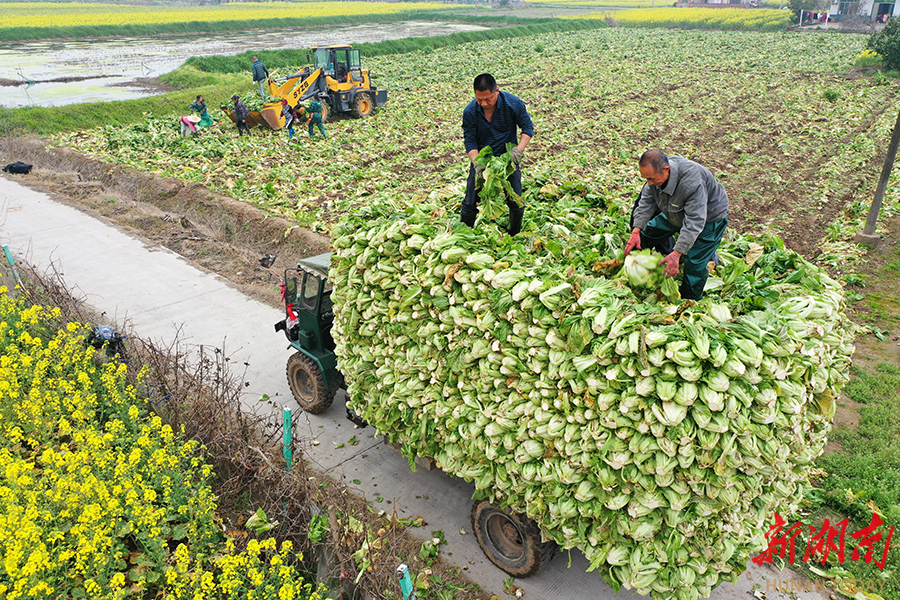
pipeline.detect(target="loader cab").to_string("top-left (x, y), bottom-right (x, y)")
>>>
top-left (310, 45), bottom-right (362, 83)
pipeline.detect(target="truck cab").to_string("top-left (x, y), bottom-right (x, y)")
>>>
top-left (275, 252), bottom-right (344, 413)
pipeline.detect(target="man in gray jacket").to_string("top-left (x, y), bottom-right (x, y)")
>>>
top-left (624, 149), bottom-right (729, 300)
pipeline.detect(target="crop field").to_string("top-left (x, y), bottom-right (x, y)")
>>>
top-left (0, 1), bottom-right (451, 29)
top-left (56, 28), bottom-right (899, 267)
top-left (0, 289), bottom-right (325, 600)
top-left (523, 0), bottom-right (658, 8)
top-left (572, 6), bottom-right (793, 30)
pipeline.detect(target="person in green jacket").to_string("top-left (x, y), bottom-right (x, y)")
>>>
top-left (189, 95), bottom-right (212, 127)
top-left (307, 99), bottom-right (326, 139)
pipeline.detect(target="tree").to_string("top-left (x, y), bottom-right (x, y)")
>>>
top-left (869, 18), bottom-right (900, 70)
top-left (788, 0), bottom-right (819, 13)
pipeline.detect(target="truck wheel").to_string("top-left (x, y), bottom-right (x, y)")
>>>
top-left (351, 94), bottom-right (373, 118)
top-left (471, 499), bottom-right (557, 578)
top-left (286, 352), bottom-right (334, 414)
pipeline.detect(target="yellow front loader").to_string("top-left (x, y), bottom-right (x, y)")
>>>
top-left (268, 45), bottom-right (388, 127)
top-left (224, 45), bottom-right (388, 131)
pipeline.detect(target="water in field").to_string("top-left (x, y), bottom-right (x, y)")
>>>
top-left (0, 21), bottom-right (487, 108)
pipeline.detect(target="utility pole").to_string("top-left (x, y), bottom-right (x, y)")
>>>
top-left (855, 107), bottom-right (900, 247)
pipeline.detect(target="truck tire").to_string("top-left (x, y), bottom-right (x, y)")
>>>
top-left (286, 352), bottom-right (334, 414)
top-left (351, 93), bottom-right (374, 118)
top-left (471, 499), bottom-right (557, 578)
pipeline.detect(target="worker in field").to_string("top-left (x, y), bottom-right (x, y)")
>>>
top-left (306, 98), bottom-right (326, 139)
top-left (189, 95), bottom-right (212, 127)
top-left (294, 103), bottom-right (308, 123)
top-left (461, 73), bottom-right (533, 236)
top-left (179, 114), bottom-right (201, 138)
top-left (625, 149), bottom-right (729, 300)
top-left (280, 99), bottom-right (298, 141)
top-left (252, 56), bottom-right (269, 100)
top-left (231, 94), bottom-right (251, 137)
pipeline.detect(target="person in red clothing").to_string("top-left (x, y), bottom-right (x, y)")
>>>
top-left (179, 114), bottom-right (200, 138)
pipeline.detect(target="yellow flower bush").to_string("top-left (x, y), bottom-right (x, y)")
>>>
top-left (0, 2), bottom-right (450, 30)
top-left (523, 0), bottom-right (658, 6)
top-left (0, 288), bottom-right (321, 599)
top-left (569, 7), bottom-right (791, 31)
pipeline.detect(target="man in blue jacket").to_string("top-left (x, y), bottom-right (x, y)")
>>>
top-left (625, 149), bottom-right (729, 300)
top-left (252, 56), bottom-right (269, 99)
top-left (461, 73), bottom-right (533, 236)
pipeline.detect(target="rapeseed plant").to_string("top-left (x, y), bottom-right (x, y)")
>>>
top-left (0, 288), bottom-right (322, 599)
top-left (0, 2), bottom-right (449, 30)
top-left (570, 7), bottom-right (791, 31)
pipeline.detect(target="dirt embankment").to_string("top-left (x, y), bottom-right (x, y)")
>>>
top-left (1, 136), bottom-right (330, 309)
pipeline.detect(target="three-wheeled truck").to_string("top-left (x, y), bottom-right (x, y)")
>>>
top-left (275, 253), bottom-right (557, 577)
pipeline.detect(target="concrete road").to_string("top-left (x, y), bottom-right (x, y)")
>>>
top-left (0, 175), bottom-right (829, 600)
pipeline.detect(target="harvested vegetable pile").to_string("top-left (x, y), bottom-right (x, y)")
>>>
top-left (330, 157), bottom-right (855, 600)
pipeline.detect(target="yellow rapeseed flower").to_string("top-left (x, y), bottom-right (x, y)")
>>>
top-left (0, 289), bottom-right (322, 600)
top-left (0, 2), bottom-right (451, 30)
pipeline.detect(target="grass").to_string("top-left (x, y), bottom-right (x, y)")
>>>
top-left (860, 244), bottom-right (900, 327)
top-left (864, 293), bottom-right (900, 326)
top-left (0, 77), bottom-right (242, 136)
top-left (823, 364), bottom-right (900, 522)
top-left (182, 18), bottom-right (608, 74)
top-left (802, 363), bottom-right (900, 599)
top-left (522, 0), bottom-right (661, 6)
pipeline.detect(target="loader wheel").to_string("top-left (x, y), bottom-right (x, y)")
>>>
top-left (321, 103), bottom-right (330, 123)
top-left (471, 499), bottom-right (557, 578)
top-left (286, 352), bottom-right (334, 414)
top-left (351, 94), bottom-right (374, 118)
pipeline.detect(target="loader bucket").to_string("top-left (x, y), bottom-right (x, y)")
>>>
top-left (221, 105), bottom-right (285, 130)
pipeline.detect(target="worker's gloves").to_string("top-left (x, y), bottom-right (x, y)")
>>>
top-left (510, 147), bottom-right (524, 166)
top-left (623, 230), bottom-right (642, 257)
top-left (662, 251), bottom-right (681, 278)
top-left (473, 164), bottom-right (486, 180)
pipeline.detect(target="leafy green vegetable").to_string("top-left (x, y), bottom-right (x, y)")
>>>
top-left (329, 177), bottom-right (855, 600)
top-left (623, 249), bottom-right (681, 303)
